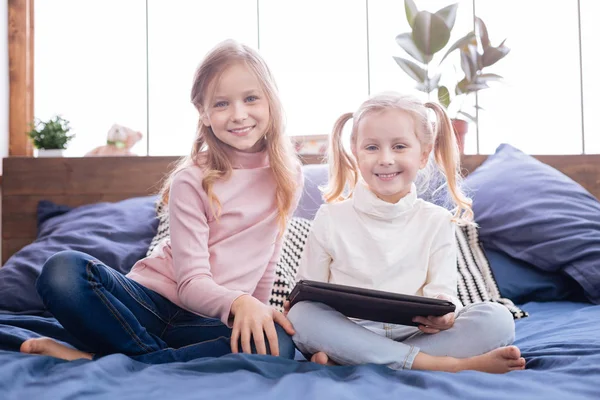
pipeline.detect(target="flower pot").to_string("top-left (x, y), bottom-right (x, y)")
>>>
top-left (36, 149), bottom-right (64, 158)
top-left (451, 119), bottom-right (468, 154)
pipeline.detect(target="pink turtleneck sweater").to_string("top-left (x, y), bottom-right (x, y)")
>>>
top-left (127, 148), bottom-right (302, 326)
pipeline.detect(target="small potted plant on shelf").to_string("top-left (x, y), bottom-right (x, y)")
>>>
top-left (394, 0), bottom-right (510, 153)
top-left (26, 115), bottom-right (75, 157)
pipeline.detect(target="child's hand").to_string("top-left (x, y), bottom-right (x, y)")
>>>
top-left (413, 294), bottom-right (456, 334)
top-left (283, 300), bottom-right (291, 317)
top-left (413, 312), bottom-right (455, 334)
top-left (230, 295), bottom-right (295, 356)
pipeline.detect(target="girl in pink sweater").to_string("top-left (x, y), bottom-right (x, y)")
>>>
top-left (21, 39), bottom-right (303, 363)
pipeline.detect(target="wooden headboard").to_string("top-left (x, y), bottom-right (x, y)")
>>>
top-left (459, 154), bottom-right (600, 200)
top-left (2, 154), bottom-right (600, 264)
top-left (2, 156), bottom-right (180, 264)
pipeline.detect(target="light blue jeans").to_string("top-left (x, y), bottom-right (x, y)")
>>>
top-left (287, 301), bottom-right (515, 370)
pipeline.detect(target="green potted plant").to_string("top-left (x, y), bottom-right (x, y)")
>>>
top-left (394, 0), bottom-right (510, 152)
top-left (26, 115), bottom-right (75, 157)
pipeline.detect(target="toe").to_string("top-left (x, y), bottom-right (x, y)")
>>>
top-left (506, 346), bottom-right (521, 359)
top-left (311, 352), bottom-right (329, 365)
top-left (19, 341), bottom-right (30, 353)
top-left (20, 339), bottom-right (37, 354)
top-left (318, 353), bottom-right (329, 364)
top-left (509, 364), bottom-right (526, 371)
top-left (508, 357), bottom-right (526, 368)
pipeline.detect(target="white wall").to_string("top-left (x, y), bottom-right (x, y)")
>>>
top-left (1, 1), bottom-right (9, 262)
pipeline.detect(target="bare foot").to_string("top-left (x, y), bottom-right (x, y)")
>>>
top-left (413, 345), bottom-right (525, 374)
top-left (310, 351), bottom-right (338, 366)
top-left (460, 346), bottom-right (526, 373)
top-left (20, 337), bottom-right (93, 361)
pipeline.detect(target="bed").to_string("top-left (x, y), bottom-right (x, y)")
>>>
top-left (1, 146), bottom-right (599, 399)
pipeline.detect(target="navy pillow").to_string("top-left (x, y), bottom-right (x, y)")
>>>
top-left (464, 144), bottom-right (600, 304)
top-left (0, 196), bottom-right (159, 315)
top-left (484, 247), bottom-right (583, 304)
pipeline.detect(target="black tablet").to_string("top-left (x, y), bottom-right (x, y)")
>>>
top-left (289, 280), bottom-right (456, 326)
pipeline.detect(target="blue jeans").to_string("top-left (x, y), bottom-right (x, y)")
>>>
top-left (288, 301), bottom-right (515, 370)
top-left (36, 250), bottom-right (295, 364)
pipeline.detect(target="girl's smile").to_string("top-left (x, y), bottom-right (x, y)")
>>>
top-left (228, 125), bottom-right (255, 137)
top-left (353, 110), bottom-right (429, 204)
top-left (202, 63), bottom-right (270, 153)
top-left (375, 172), bottom-right (401, 181)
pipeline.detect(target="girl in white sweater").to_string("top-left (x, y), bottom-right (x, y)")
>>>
top-left (287, 92), bottom-right (525, 373)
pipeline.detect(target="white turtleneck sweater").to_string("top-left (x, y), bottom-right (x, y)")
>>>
top-left (297, 181), bottom-right (463, 310)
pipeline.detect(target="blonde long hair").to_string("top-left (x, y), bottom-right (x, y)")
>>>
top-left (159, 40), bottom-right (300, 233)
top-left (325, 92), bottom-right (473, 225)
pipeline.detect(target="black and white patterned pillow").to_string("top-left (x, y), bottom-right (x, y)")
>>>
top-left (269, 217), bottom-right (313, 311)
top-left (455, 224), bottom-right (528, 319)
top-left (146, 201), bottom-right (169, 257)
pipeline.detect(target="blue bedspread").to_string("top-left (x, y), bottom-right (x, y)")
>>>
top-left (1, 301), bottom-right (599, 400)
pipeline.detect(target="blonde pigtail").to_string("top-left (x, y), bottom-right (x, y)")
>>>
top-left (425, 102), bottom-right (474, 225)
top-left (323, 113), bottom-right (359, 203)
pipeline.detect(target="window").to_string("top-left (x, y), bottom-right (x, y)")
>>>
top-left (475, 0), bottom-right (583, 154)
top-left (581, 0), bottom-right (600, 154)
top-left (147, 0), bottom-right (258, 156)
top-left (34, 1), bottom-right (599, 156)
top-left (259, 0), bottom-right (368, 137)
top-left (35, 0), bottom-right (147, 157)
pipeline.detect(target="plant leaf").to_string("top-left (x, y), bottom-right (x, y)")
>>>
top-left (438, 85), bottom-right (451, 108)
top-left (393, 56), bottom-right (427, 83)
top-left (428, 73), bottom-right (442, 90)
top-left (460, 46), bottom-right (476, 82)
top-left (412, 11), bottom-right (451, 56)
top-left (405, 0), bottom-right (418, 28)
top-left (475, 17), bottom-right (490, 48)
top-left (435, 3), bottom-right (458, 31)
top-left (478, 73), bottom-right (503, 81)
top-left (395, 33), bottom-right (432, 64)
top-left (415, 82), bottom-right (431, 93)
top-left (466, 82), bottom-right (490, 91)
top-left (440, 31), bottom-right (476, 64)
top-left (416, 73), bottom-right (442, 93)
top-left (458, 110), bottom-right (477, 122)
top-left (481, 44), bottom-right (510, 68)
top-left (456, 78), bottom-right (469, 95)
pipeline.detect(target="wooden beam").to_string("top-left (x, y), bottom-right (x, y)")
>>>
top-left (8, 0), bottom-right (34, 156)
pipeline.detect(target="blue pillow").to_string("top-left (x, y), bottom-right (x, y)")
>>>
top-left (293, 164), bottom-right (328, 220)
top-left (0, 196), bottom-right (159, 315)
top-left (485, 247), bottom-right (584, 304)
top-left (464, 144), bottom-right (600, 304)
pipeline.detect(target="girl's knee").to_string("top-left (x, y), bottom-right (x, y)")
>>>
top-left (287, 301), bottom-right (332, 336)
top-left (467, 302), bottom-right (515, 345)
top-left (37, 250), bottom-right (91, 298)
top-left (287, 301), bottom-right (310, 325)
top-left (287, 301), bottom-right (329, 324)
top-left (286, 302), bottom-right (322, 349)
